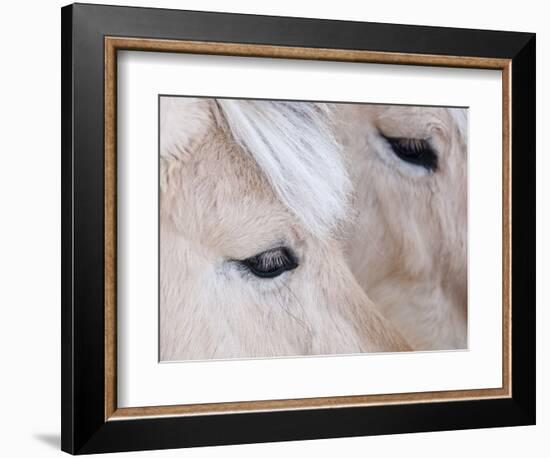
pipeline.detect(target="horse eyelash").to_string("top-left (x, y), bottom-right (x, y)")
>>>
top-left (236, 247), bottom-right (299, 279)
top-left (380, 134), bottom-right (438, 172)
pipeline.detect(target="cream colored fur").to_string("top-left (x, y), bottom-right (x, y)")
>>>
top-left (159, 97), bottom-right (409, 360)
top-left (336, 104), bottom-right (467, 350)
top-left (159, 97), bottom-right (467, 360)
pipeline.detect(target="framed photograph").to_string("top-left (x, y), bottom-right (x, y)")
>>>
top-left (61, 3), bottom-right (536, 454)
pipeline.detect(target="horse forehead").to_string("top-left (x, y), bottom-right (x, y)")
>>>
top-left (160, 97), bottom-right (213, 159)
top-left (339, 104), bottom-right (453, 129)
top-left (197, 130), bottom-right (273, 196)
top-left (174, 133), bottom-right (296, 251)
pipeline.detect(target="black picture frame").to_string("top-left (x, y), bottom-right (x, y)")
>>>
top-left (61, 3), bottom-right (536, 454)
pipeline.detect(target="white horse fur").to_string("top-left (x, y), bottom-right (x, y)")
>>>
top-left (159, 96), bottom-right (467, 361)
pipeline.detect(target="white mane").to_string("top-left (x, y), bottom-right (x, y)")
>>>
top-left (217, 99), bottom-right (350, 237)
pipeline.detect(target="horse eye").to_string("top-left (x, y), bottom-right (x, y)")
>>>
top-left (239, 247), bottom-right (298, 279)
top-left (383, 135), bottom-right (438, 171)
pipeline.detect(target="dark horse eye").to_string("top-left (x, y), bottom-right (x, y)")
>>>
top-left (383, 135), bottom-right (438, 171)
top-left (239, 247), bottom-right (298, 279)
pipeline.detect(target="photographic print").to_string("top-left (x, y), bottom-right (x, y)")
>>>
top-left (159, 97), bottom-right (468, 362)
top-left (62, 7), bottom-right (535, 452)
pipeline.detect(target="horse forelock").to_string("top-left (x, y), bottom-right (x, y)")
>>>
top-left (216, 99), bottom-right (351, 237)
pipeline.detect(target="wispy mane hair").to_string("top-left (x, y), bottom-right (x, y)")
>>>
top-left (216, 99), bottom-right (350, 237)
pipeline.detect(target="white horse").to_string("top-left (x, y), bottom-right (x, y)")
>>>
top-left (336, 104), bottom-right (467, 350)
top-left (159, 97), bottom-right (466, 361)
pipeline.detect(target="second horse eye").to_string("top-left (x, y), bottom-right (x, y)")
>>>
top-left (383, 135), bottom-right (438, 172)
top-left (239, 247), bottom-right (298, 279)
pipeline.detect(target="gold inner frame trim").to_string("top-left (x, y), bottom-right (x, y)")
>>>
top-left (104, 36), bottom-right (512, 421)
